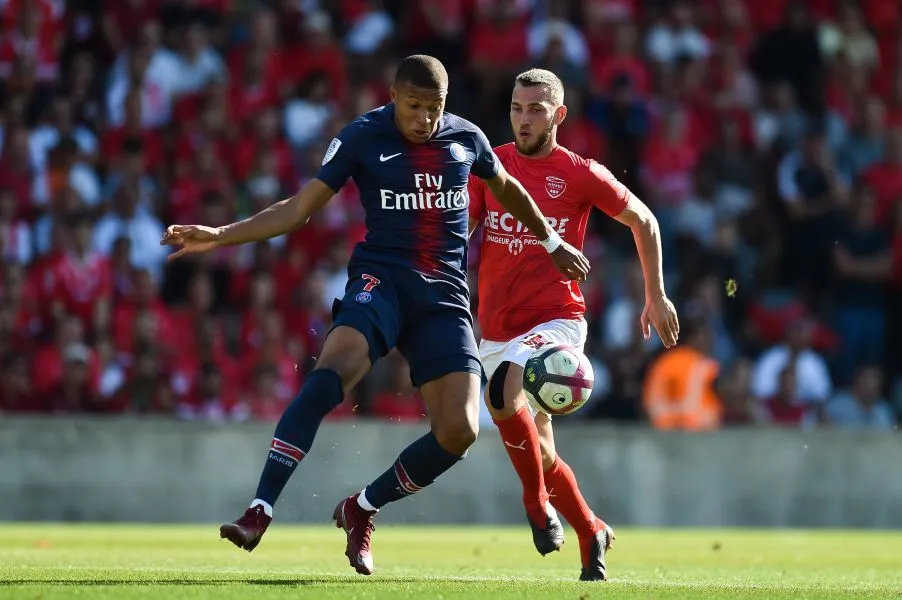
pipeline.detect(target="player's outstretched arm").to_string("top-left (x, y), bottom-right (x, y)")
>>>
top-left (161, 179), bottom-right (336, 260)
top-left (613, 195), bottom-right (680, 347)
top-left (484, 165), bottom-right (589, 281)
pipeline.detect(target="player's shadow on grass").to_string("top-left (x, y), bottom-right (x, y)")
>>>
top-left (2, 577), bottom-right (425, 586)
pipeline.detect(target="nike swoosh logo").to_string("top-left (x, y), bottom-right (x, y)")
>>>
top-left (379, 153), bottom-right (402, 162)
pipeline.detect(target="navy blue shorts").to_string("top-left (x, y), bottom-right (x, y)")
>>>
top-left (330, 261), bottom-right (481, 387)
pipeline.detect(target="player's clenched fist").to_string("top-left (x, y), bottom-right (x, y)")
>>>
top-left (160, 224), bottom-right (222, 261)
top-left (550, 241), bottom-right (590, 283)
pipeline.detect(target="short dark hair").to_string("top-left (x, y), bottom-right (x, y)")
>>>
top-left (394, 55), bottom-right (448, 91)
top-left (514, 68), bottom-right (564, 105)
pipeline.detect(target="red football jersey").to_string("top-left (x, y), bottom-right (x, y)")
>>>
top-left (468, 143), bottom-right (629, 342)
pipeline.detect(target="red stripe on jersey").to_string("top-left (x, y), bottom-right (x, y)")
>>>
top-left (409, 143), bottom-right (448, 275)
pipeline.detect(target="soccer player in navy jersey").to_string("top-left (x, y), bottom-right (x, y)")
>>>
top-left (161, 55), bottom-right (588, 575)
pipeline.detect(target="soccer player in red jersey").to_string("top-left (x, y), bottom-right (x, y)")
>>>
top-left (468, 69), bottom-right (680, 581)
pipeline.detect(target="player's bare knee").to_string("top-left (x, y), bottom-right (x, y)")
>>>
top-left (423, 371), bottom-right (481, 455)
top-left (434, 418), bottom-right (478, 456)
top-left (314, 326), bottom-right (372, 392)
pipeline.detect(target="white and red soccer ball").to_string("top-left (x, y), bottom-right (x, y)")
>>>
top-left (522, 344), bottom-right (594, 416)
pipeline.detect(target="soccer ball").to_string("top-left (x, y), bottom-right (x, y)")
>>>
top-left (522, 345), bottom-right (594, 416)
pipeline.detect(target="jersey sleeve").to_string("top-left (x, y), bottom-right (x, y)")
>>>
top-left (314, 123), bottom-right (361, 192)
top-left (467, 173), bottom-right (487, 221)
top-left (470, 127), bottom-right (501, 181)
top-left (583, 160), bottom-right (630, 217)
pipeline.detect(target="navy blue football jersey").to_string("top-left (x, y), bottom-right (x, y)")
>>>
top-left (315, 104), bottom-right (500, 283)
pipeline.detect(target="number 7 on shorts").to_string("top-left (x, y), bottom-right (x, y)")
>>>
top-left (362, 274), bottom-right (380, 291)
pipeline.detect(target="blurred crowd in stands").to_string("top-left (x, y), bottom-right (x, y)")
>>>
top-left (0, 0), bottom-right (900, 431)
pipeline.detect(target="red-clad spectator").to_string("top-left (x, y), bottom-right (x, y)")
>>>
top-left (239, 271), bottom-right (278, 354)
top-left (863, 127), bottom-right (902, 221)
top-left (178, 360), bottom-right (241, 421)
top-left (0, 2), bottom-right (60, 82)
top-left (761, 366), bottom-right (810, 427)
top-left (113, 344), bottom-right (172, 413)
top-left (170, 316), bottom-right (238, 405)
top-left (0, 263), bottom-right (41, 354)
top-left (31, 315), bottom-right (100, 399)
top-left (582, 0), bottom-right (638, 32)
top-left (227, 8), bottom-right (285, 97)
top-left (0, 126), bottom-right (37, 220)
top-left (368, 353), bottom-right (426, 422)
top-left (591, 22), bottom-right (649, 98)
top-left (326, 393), bottom-right (361, 420)
top-left (242, 363), bottom-right (291, 421)
top-left (101, 0), bottom-right (160, 54)
top-left (556, 90), bottom-right (606, 161)
top-left (2, 0), bottom-right (65, 38)
top-left (47, 213), bottom-right (112, 335)
top-left (239, 312), bottom-right (297, 394)
top-left (283, 12), bottom-right (347, 106)
top-left (40, 343), bottom-right (106, 412)
top-left (641, 108), bottom-right (700, 209)
top-left (29, 219), bottom-right (68, 330)
top-left (101, 90), bottom-right (165, 172)
top-left (703, 0), bottom-right (755, 56)
top-left (228, 45), bottom-right (279, 125)
top-left (168, 160), bottom-right (232, 226)
top-left (232, 107), bottom-right (294, 185)
top-left (173, 91), bottom-right (232, 177)
top-left (111, 269), bottom-right (174, 357)
top-left (169, 271), bottom-right (226, 357)
top-left (230, 241), bottom-right (279, 304)
top-left (468, 1), bottom-right (529, 122)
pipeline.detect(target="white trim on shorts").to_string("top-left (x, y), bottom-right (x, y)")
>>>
top-left (479, 318), bottom-right (588, 419)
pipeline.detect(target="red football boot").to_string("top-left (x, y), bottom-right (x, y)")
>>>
top-left (332, 494), bottom-right (377, 575)
top-left (219, 505), bottom-right (272, 552)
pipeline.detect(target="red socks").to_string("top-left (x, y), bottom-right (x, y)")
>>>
top-left (495, 408), bottom-right (606, 540)
top-left (544, 457), bottom-right (603, 539)
top-left (493, 407), bottom-right (548, 525)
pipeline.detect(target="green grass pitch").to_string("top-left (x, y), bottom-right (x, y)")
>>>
top-left (1, 524), bottom-right (900, 599)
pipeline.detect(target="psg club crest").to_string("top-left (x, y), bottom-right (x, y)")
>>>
top-left (448, 142), bottom-right (467, 162)
top-left (355, 291), bottom-right (372, 303)
top-left (545, 176), bottom-right (566, 198)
